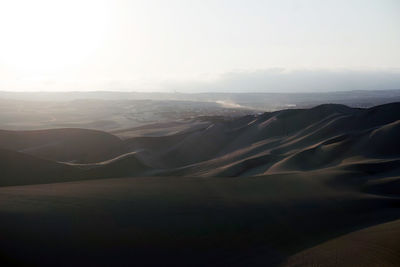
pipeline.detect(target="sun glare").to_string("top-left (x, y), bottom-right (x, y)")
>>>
top-left (0, 0), bottom-right (112, 75)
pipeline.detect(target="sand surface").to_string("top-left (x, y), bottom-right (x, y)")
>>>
top-left (0, 103), bottom-right (399, 266)
top-left (0, 175), bottom-right (399, 266)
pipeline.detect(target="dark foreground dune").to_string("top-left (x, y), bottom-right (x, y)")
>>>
top-left (0, 175), bottom-right (399, 266)
top-left (283, 219), bottom-right (400, 266)
top-left (0, 103), bottom-right (399, 266)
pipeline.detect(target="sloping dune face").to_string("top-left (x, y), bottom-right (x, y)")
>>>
top-left (0, 129), bottom-right (149, 186)
top-left (0, 128), bottom-right (125, 163)
top-left (0, 103), bottom-right (399, 266)
top-left (0, 148), bottom-right (81, 186)
top-left (124, 102), bottom-right (400, 177)
top-left (283, 219), bottom-right (400, 267)
top-left (0, 175), bottom-right (398, 266)
top-left (0, 103), bottom-right (399, 186)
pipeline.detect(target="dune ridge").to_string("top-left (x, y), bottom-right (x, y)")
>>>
top-left (0, 103), bottom-right (399, 266)
top-left (1, 103), bottom-right (399, 187)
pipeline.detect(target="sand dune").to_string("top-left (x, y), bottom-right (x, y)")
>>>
top-left (1, 103), bottom-right (399, 184)
top-left (268, 120), bottom-right (400, 173)
top-left (0, 148), bottom-right (154, 187)
top-left (283, 219), bottom-right (400, 266)
top-left (0, 103), bottom-right (399, 266)
top-left (0, 148), bottom-right (81, 186)
top-left (0, 128), bottom-right (124, 163)
top-left (132, 103), bottom-right (400, 177)
top-left (0, 174), bottom-right (398, 266)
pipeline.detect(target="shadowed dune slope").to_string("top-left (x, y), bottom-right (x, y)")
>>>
top-left (0, 149), bottom-right (152, 186)
top-left (282, 219), bottom-right (400, 267)
top-left (0, 148), bottom-right (82, 186)
top-left (0, 103), bottom-right (399, 266)
top-left (0, 128), bottom-right (125, 163)
top-left (133, 103), bottom-right (400, 176)
top-left (0, 103), bottom-right (399, 184)
top-left (268, 120), bottom-right (400, 173)
top-left (0, 175), bottom-right (399, 266)
top-left (78, 152), bottom-right (154, 178)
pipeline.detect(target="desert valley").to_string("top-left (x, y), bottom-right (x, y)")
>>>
top-left (1, 0), bottom-right (399, 265)
top-left (0, 92), bottom-right (399, 266)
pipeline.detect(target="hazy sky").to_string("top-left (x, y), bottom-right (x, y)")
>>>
top-left (0, 0), bottom-right (399, 92)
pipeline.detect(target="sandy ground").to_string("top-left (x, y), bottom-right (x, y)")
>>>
top-left (0, 103), bottom-right (399, 266)
top-left (0, 175), bottom-right (399, 266)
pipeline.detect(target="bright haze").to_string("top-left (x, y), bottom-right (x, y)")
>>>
top-left (0, 0), bottom-right (399, 92)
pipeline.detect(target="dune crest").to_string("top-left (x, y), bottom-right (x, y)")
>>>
top-left (1, 103), bottom-right (399, 187)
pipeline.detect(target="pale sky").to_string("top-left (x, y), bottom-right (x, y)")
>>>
top-left (0, 0), bottom-right (399, 92)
